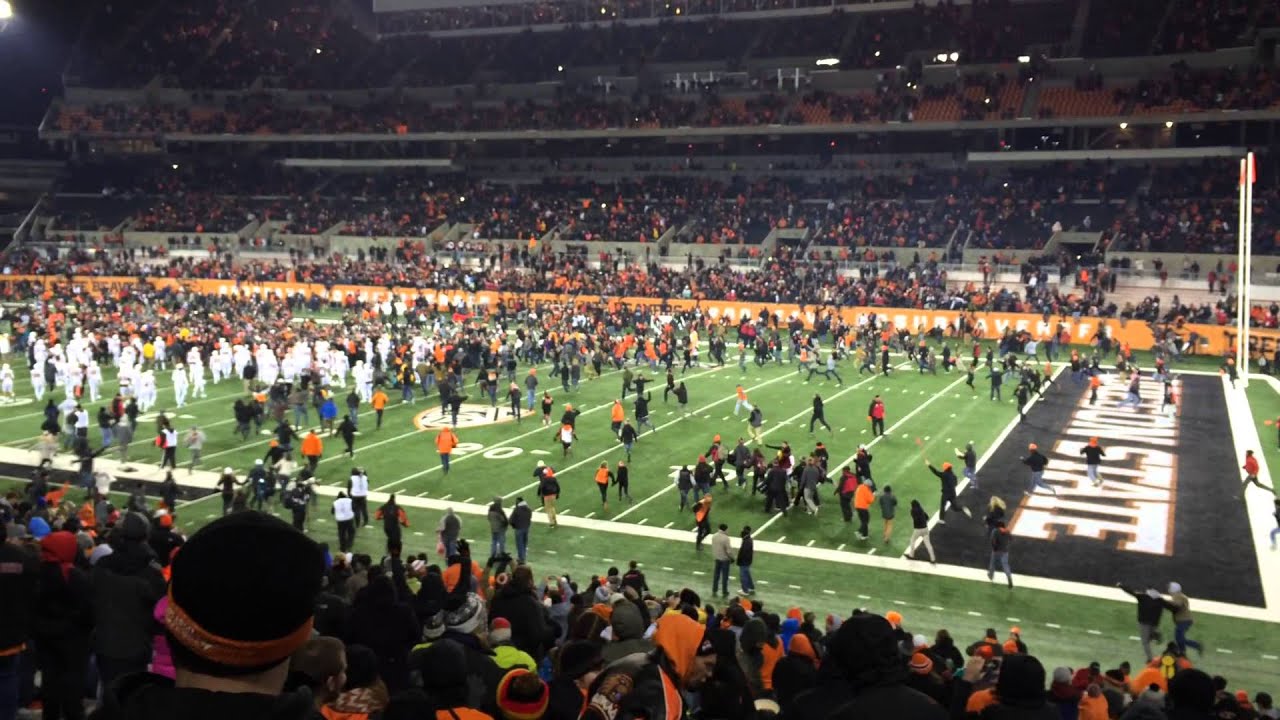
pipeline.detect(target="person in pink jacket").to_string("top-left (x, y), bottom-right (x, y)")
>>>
top-left (149, 595), bottom-right (175, 679)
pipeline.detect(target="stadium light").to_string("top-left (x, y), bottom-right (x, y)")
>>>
top-left (948, 52), bottom-right (959, 62)
top-left (1017, 55), bottom-right (1031, 63)
top-left (935, 53), bottom-right (948, 62)
top-left (556, 65), bottom-right (563, 72)
top-left (815, 57), bottom-right (840, 67)
top-left (1165, 120), bottom-right (1174, 129)
top-left (1118, 122), bottom-right (1128, 130)
top-left (0, 2), bottom-right (10, 20)
top-left (873, 50), bottom-right (880, 57)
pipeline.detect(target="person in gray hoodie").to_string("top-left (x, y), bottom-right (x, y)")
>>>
top-left (602, 600), bottom-right (654, 663)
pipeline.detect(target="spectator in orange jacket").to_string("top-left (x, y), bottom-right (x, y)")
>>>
top-left (371, 389), bottom-right (388, 429)
top-left (301, 430), bottom-right (323, 472)
top-left (436, 427), bottom-right (459, 475)
top-left (854, 480), bottom-right (875, 541)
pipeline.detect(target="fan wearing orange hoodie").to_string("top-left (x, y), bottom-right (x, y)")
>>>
top-left (583, 612), bottom-right (716, 720)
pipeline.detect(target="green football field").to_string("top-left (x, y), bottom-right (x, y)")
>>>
top-left (2, 341), bottom-right (1278, 691)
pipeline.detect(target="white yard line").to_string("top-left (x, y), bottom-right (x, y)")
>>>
top-left (1226, 374), bottom-right (1280, 611)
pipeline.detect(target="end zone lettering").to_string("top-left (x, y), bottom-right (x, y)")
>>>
top-left (1010, 375), bottom-right (1178, 556)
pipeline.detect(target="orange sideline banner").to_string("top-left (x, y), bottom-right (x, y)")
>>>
top-left (7, 274), bottom-right (1240, 356)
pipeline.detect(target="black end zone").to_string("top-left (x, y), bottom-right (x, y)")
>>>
top-left (929, 373), bottom-right (1264, 607)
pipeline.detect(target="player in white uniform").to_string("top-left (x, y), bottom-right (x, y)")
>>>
top-left (86, 362), bottom-right (103, 402)
top-left (190, 358), bottom-right (208, 398)
top-left (354, 361), bottom-right (372, 403)
top-left (172, 365), bottom-right (189, 407)
top-left (138, 370), bottom-right (157, 412)
top-left (153, 338), bottom-right (168, 370)
top-left (329, 348), bottom-right (349, 388)
top-left (0, 364), bottom-right (13, 401)
top-left (106, 334), bottom-right (122, 366)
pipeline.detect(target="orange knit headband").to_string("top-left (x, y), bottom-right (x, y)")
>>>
top-left (165, 590), bottom-right (313, 668)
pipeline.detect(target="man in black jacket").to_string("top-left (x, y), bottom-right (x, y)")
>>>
top-left (91, 512), bottom-right (167, 695)
top-left (0, 522), bottom-right (38, 717)
top-left (91, 511), bottom-right (323, 720)
top-left (737, 526), bottom-right (756, 596)
top-left (1021, 443), bottom-right (1057, 496)
top-left (1119, 583), bottom-right (1174, 661)
top-left (510, 498), bottom-right (532, 563)
top-left (785, 613), bottom-right (946, 720)
top-left (925, 460), bottom-right (970, 523)
top-left (621, 561), bottom-right (648, 595)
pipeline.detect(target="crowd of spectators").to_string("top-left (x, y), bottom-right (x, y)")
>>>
top-left (66, 0), bottom-right (1280, 93)
top-left (47, 61), bottom-right (1280, 140)
top-left (4, 504), bottom-right (1272, 720)
top-left (31, 159), bottom-right (1273, 256)
top-left (1109, 161), bottom-right (1280, 255)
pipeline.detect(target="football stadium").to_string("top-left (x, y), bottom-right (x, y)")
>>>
top-left (0, 0), bottom-right (1276, 717)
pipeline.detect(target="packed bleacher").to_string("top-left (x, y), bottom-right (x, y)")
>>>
top-left (58, 0), bottom-right (1280, 93)
top-left (29, 158), bottom-right (1277, 257)
top-left (45, 60), bottom-right (1280, 140)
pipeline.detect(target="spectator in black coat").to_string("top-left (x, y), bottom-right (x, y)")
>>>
top-left (34, 531), bottom-right (94, 720)
top-left (951, 652), bottom-right (1058, 720)
top-left (786, 613), bottom-right (946, 720)
top-left (345, 574), bottom-right (419, 693)
top-left (488, 565), bottom-right (555, 660)
top-left (91, 512), bottom-right (167, 694)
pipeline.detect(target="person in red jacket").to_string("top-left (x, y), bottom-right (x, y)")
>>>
top-left (1243, 449), bottom-right (1274, 491)
top-left (835, 466), bottom-right (858, 523)
top-left (867, 395), bottom-right (886, 436)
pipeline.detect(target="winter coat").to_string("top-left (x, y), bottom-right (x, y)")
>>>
top-left (91, 674), bottom-right (315, 720)
top-left (489, 584), bottom-right (554, 659)
top-left (825, 684), bottom-right (946, 720)
top-left (488, 503), bottom-right (509, 535)
top-left (90, 540), bottom-right (166, 661)
top-left (510, 502), bottom-right (532, 531)
top-left (737, 536), bottom-right (754, 567)
top-left (345, 578), bottom-right (420, 693)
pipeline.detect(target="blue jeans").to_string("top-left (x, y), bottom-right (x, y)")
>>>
top-left (101, 427), bottom-right (113, 448)
top-left (515, 528), bottom-right (529, 562)
top-left (738, 564), bottom-right (755, 593)
top-left (527, 389), bottom-right (536, 409)
top-left (440, 453), bottom-right (451, 473)
top-left (490, 532), bottom-right (506, 559)
top-left (713, 559), bottom-right (730, 596)
top-left (988, 551), bottom-right (1012, 585)
top-left (1028, 471), bottom-right (1056, 495)
top-left (0, 655), bottom-right (18, 720)
top-left (1175, 620), bottom-right (1202, 654)
top-left (444, 538), bottom-right (458, 559)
